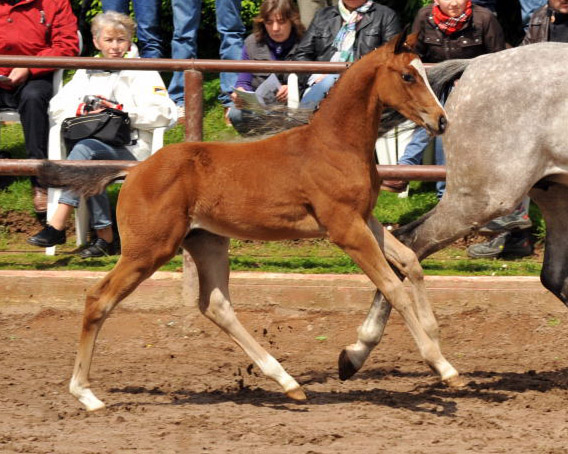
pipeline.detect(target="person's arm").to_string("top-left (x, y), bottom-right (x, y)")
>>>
top-left (48, 71), bottom-right (88, 125)
top-left (234, 45), bottom-right (255, 92)
top-left (483, 11), bottom-right (506, 53)
top-left (119, 71), bottom-right (177, 130)
top-left (380, 8), bottom-right (402, 43)
top-left (32, 0), bottom-right (80, 78)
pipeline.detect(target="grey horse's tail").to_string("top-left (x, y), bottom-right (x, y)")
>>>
top-left (426, 59), bottom-right (471, 100)
top-left (37, 161), bottom-right (130, 198)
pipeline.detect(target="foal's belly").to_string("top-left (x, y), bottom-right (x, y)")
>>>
top-left (189, 213), bottom-right (326, 241)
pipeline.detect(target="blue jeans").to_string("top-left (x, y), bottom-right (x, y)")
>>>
top-left (169, 0), bottom-right (245, 107)
top-left (102, 0), bottom-right (164, 58)
top-left (398, 127), bottom-right (446, 199)
top-left (300, 74), bottom-right (340, 109)
top-left (520, 0), bottom-right (547, 27)
top-left (59, 139), bottom-right (137, 230)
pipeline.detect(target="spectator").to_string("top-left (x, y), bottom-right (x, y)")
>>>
top-left (520, 0), bottom-right (548, 28)
top-left (293, 0), bottom-right (400, 109)
top-left (473, 0), bottom-right (497, 13)
top-left (380, 0), bottom-right (505, 199)
top-left (0, 0), bottom-right (79, 215)
top-left (297, 0), bottom-right (337, 28)
top-left (468, 0), bottom-right (568, 259)
top-left (169, 0), bottom-right (246, 122)
top-left (228, 0), bottom-right (305, 134)
top-left (27, 12), bottom-right (177, 258)
top-left (102, 0), bottom-right (164, 58)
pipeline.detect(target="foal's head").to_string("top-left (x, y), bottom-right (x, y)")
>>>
top-left (375, 31), bottom-right (447, 136)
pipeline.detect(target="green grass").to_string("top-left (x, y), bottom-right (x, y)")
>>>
top-left (0, 78), bottom-right (545, 275)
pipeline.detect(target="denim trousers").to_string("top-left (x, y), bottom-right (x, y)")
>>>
top-left (520, 0), bottom-right (547, 26)
top-left (299, 74), bottom-right (340, 109)
top-left (398, 127), bottom-right (446, 199)
top-left (169, 0), bottom-right (245, 107)
top-left (59, 139), bottom-right (137, 230)
top-left (102, 0), bottom-right (164, 58)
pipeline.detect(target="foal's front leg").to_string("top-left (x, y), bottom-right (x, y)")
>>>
top-left (339, 217), bottom-right (445, 380)
top-left (183, 230), bottom-right (306, 400)
top-left (329, 214), bottom-right (459, 384)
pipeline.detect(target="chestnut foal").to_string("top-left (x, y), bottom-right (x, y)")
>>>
top-left (39, 32), bottom-right (460, 411)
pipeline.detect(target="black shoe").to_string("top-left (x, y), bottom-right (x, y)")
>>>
top-left (27, 225), bottom-right (66, 247)
top-left (502, 232), bottom-right (534, 258)
top-left (467, 232), bottom-right (509, 259)
top-left (79, 238), bottom-right (114, 258)
top-left (478, 213), bottom-right (532, 235)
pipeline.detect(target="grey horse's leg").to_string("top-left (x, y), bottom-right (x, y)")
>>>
top-left (530, 184), bottom-right (568, 307)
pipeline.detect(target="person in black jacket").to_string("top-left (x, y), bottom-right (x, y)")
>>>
top-left (293, 0), bottom-right (400, 108)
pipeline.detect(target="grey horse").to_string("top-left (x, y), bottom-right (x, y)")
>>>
top-left (339, 42), bottom-right (568, 379)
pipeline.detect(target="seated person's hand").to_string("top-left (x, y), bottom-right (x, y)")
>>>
top-left (5, 68), bottom-right (31, 87)
top-left (230, 87), bottom-right (246, 109)
top-left (276, 85), bottom-right (288, 104)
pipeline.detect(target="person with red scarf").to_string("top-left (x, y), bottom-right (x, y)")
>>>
top-left (380, 0), bottom-right (505, 198)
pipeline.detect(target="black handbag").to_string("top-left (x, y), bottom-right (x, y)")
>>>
top-left (61, 108), bottom-right (131, 149)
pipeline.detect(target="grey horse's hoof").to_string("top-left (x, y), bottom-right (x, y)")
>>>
top-left (338, 349), bottom-right (360, 380)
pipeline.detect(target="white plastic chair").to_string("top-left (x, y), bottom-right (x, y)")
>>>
top-left (45, 126), bottom-right (166, 255)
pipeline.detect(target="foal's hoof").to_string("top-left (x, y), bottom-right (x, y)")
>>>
top-left (444, 374), bottom-right (467, 389)
top-left (286, 386), bottom-right (307, 401)
top-left (338, 349), bottom-right (359, 381)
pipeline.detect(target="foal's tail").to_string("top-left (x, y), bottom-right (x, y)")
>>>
top-left (426, 59), bottom-right (471, 100)
top-left (37, 161), bottom-right (130, 198)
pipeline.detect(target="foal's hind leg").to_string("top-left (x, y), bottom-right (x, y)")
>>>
top-left (530, 184), bottom-right (568, 306)
top-left (328, 214), bottom-right (459, 383)
top-left (70, 212), bottom-right (188, 410)
top-left (183, 229), bottom-right (306, 400)
top-left (69, 258), bottom-right (163, 411)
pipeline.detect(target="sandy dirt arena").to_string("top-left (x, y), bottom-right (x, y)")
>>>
top-left (1, 293), bottom-right (568, 454)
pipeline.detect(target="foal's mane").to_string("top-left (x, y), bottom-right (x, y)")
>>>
top-left (236, 34), bottom-right (416, 139)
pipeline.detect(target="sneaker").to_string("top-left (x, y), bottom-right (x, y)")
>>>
top-left (27, 225), bottom-right (66, 247)
top-left (380, 180), bottom-right (408, 193)
top-left (176, 105), bottom-right (185, 124)
top-left (502, 232), bottom-right (534, 258)
top-left (79, 238), bottom-right (114, 259)
top-left (478, 213), bottom-right (532, 235)
top-left (467, 232), bottom-right (510, 259)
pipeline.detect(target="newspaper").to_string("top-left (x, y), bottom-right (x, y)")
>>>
top-left (233, 73), bottom-right (282, 111)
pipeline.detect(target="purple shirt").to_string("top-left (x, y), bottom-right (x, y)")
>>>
top-left (234, 33), bottom-right (297, 91)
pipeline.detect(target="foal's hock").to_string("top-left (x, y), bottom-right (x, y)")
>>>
top-left (38, 31), bottom-right (458, 411)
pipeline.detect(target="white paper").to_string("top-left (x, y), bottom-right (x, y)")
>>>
top-left (233, 73), bottom-right (282, 110)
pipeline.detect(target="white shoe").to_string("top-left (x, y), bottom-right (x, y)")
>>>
top-left (177, 105), bottom-right (185, 124)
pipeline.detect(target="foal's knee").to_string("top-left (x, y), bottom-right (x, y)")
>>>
top-left (395, 246), bottom-right (425, 283)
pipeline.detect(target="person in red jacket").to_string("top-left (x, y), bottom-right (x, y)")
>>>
top-left (0, 0), bottom-right (79, 215)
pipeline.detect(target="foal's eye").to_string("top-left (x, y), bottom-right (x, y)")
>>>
top-left (401, 73), bottom-right (415, 83)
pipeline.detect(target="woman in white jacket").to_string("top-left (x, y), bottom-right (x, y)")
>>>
top-left (28, 11), bottom-right (176, 257)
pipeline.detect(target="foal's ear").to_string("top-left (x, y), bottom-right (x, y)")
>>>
top-left (393, 27), bottom-right (420, 55)
top-left (393, 25), bottom-right (410, 55)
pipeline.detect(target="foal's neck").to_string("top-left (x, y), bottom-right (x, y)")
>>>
top-left (310, 56), bottom-right (385, 157)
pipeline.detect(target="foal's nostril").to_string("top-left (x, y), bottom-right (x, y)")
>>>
top-left (438, 115), bottom-right (447, 133)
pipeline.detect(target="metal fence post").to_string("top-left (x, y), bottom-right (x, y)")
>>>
top-left (182, 69), bottom-right (203, 306)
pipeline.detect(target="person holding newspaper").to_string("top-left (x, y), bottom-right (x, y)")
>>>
top-left (228, 0), bottom-right (305, 135)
